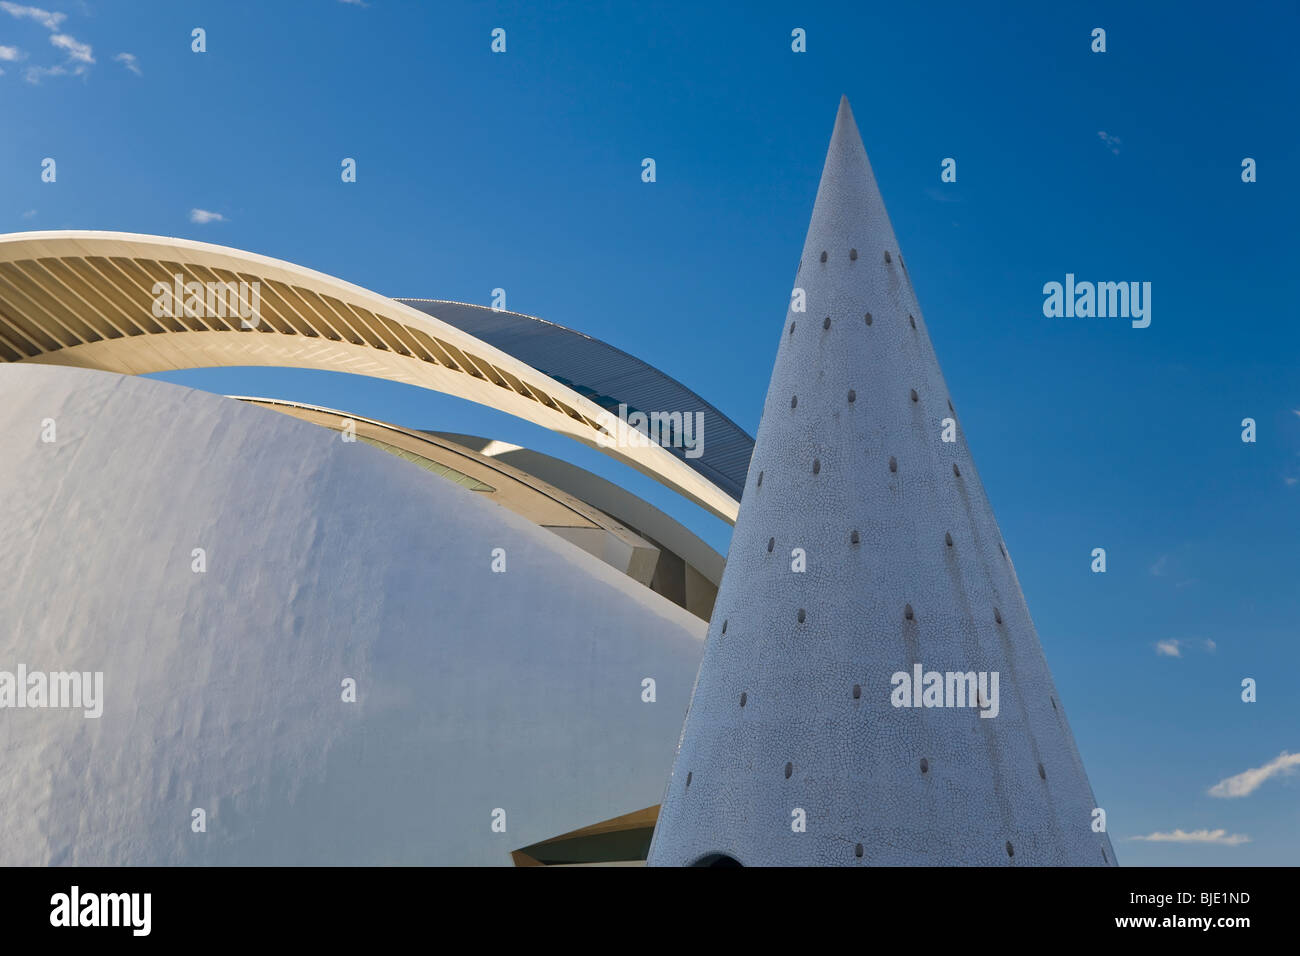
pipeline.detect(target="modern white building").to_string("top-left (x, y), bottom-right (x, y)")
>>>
top-left (647, 98), bottom-right (1116, 867)
top-left (0, 98), bottom-right (1112, 866)
top-left (0, 232), bottom-right (746, 865)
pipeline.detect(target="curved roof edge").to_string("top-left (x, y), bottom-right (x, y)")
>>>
top-left (0, 231), bottom-right (743, 522)
top-left (397, 299), bottom-right (754, 501)
top-left (427, 431), bottom-right (725, 587)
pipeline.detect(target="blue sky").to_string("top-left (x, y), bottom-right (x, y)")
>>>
top-left (4, 0), bottom-right (1298, 864)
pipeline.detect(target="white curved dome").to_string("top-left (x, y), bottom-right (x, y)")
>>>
top-left (0, 364), bottom-right (704, 865)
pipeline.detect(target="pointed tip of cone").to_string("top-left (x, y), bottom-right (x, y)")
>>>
top-left (829, 95), bottom-right (862, 153)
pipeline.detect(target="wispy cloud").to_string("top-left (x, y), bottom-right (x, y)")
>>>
top-left (3, 4), bottom-right (95, 80)
top-left (1209, 751), bottom-right (1300, 798)
top-left (50, 32), bottom-right (92, 64)
top-left (338, 0), bottom-right (370, 6)
top-left (189, 209), bottom-right (226, 225)
top-left (23, 63), bottom-right (65, 83)
top-left (0, 44), bottom-right (23, 61)
top-left (1150, 554), bottom-right (1168, 577)
top-left (924, 187), bottom-right (961, 204)
top-left (113, 52), bottom-right (140, 76)
top-left (1128, 828), bottom-right (1249, 846)
top-left (21, 209), bottom-right (36, 218)
top-left (1155, 637), bottom-right (1217, 657)
top-left (1097, 131), bottom-right (1121, 155)
top-left (0, 2), bottom-right (66, 31)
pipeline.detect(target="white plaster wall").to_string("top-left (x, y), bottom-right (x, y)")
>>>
top-left (648, 99), bottom-right (1116, 866)
top-left (0, 364), bottom-right (705, 865)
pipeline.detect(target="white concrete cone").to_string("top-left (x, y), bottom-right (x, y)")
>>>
top-left (648, 97), bottom-right (1116, 867)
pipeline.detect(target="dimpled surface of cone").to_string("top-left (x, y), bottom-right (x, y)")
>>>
top-left (647, 98), bottom-right (1115, 867)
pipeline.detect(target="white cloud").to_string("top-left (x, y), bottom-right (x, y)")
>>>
top-left (1286, 477), bottom-right (1298, 487)
top-left (2, 5), bottom-right (95, 80)
top-left (924, 187), bottom-right (961, 204)
top-left (23, 62), bottom-right (64, 83)
top-left (338, 0), bottom-right (369, 6)
top-left (1128, 829), bottom-right (1249, 846)
top-left (1209, 751), bottom-right (1300, 798)
top-left (0, 2), bottom-right (66, 31)
top-left (49, 33), bottom-right (92, 64)
top-left (0, 44), bottom-right (22, 61)
top-left (21, 209), bottom-right (36, 218)
top-left (1097, 131), bottom-right (1122, 155)
top-left (1156, 638), bottom-right (1218, 656)
top-left (189, 209), bottom-right (226, 225)
top-left (113, 52), bottom-right (140, 76)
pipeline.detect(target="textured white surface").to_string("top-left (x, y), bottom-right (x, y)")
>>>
top-left (648, 99), bottom-right (1116, 866)
top-left (0, 364), bottom-right (705, 865)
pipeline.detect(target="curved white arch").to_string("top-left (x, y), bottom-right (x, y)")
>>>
top-left (0, 231), bottom-right (738, 522)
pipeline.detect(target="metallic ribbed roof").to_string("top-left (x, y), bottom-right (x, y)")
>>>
top-left (0, 231), bottom-right (741, 522)
top-left (397, 299), bottom-right (755, 502)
